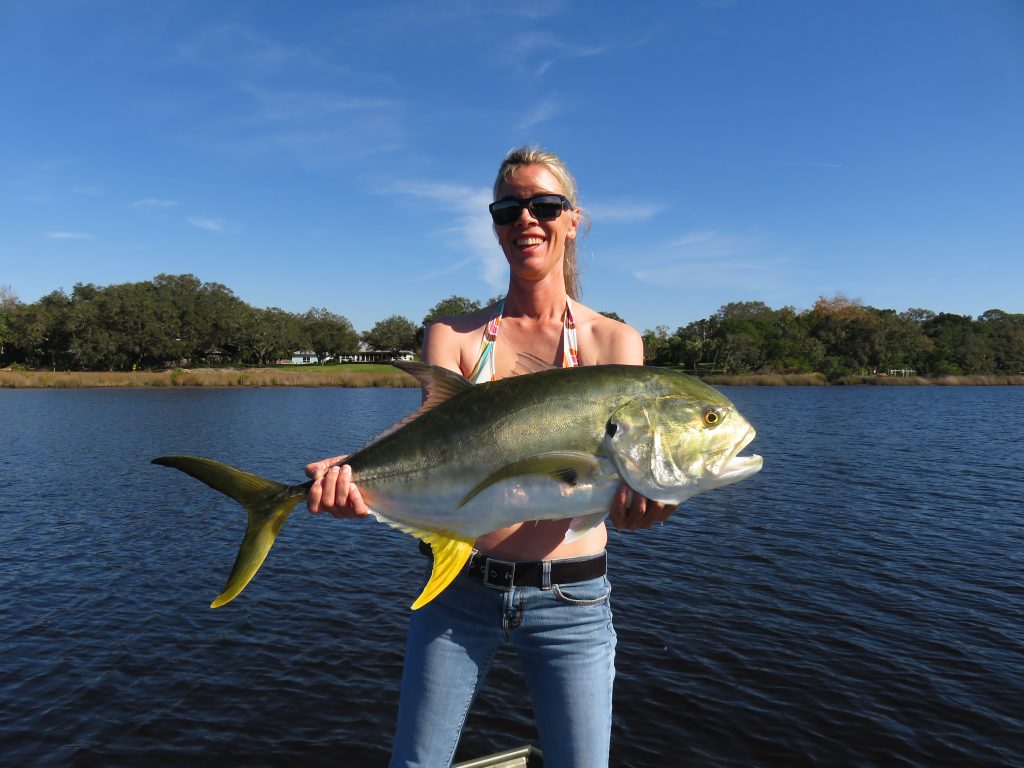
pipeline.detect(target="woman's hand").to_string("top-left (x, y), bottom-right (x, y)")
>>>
top-left (305, 455), bottom-right (370, 519)
top-left (609, 484), bottom-right (677, 531)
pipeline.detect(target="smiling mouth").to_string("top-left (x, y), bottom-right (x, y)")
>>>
top-left (515, 236), bottom-right (544, 247)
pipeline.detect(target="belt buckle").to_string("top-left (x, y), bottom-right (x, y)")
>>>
top-left (482, 557), bottom-right (515, 591)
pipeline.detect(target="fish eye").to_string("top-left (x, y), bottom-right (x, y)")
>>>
top-left (703, 409), bottom-right (722, 427)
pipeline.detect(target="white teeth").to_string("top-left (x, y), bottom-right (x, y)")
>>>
top-left (516, 237), bottom-right (543, 246)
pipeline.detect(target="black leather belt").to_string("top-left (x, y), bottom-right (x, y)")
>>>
top-left (418, 540), bottom-right (607, 591)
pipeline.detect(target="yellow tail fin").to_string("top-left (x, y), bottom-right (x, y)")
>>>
top-left (152, 455), bottom-right (307, 608)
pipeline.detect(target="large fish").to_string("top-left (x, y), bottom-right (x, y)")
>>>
top-left (153, 361), bottom-right (762, 610)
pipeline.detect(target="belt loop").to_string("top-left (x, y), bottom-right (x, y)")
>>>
top-left (541, 559), bottom-right (552, 590)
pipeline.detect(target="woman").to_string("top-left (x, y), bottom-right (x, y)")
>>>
top-left (306, 147), bottom-right (676, 767)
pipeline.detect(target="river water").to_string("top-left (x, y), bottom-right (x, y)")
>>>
top-left (0, 383), bottom-right (1021, 767)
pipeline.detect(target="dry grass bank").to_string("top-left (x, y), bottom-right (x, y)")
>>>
top-left (4, 366), bottom-right (1022, 389)
top-left (702, 372), bottom-right (830, 386)
top-left (0, 366), bottom-right (419, 389)
top-left (833, 374), bottom-right (1024, 386)
top-left (702, 372), bottom-right (1024, 386)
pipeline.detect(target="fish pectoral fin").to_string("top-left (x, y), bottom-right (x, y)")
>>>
top-left (564, 511), bottom-right (609, 543)
top-left (457, 451), bottom-right (602, 509)
top-left (411, 532), bottom-right (475, 610)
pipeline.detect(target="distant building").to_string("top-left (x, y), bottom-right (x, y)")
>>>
top-left (291, 350), bottom-right (324, 365)
top-left (290, 348), bottom-right (413, 364)
top-left (337, 349), bottom-right (414, 363)
top-left (202, 347), bottom-right (229, 364)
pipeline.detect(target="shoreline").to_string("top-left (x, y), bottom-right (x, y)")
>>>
top-left (702, 373), bottom-right (1024, 387)
top-left (2, 367), bottom-right (1022, 389)
top-left (0, 366), bottom-right (420, 389)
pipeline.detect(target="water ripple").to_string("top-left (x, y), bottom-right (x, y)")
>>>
top-left (1, 386), bottom-right (1022, 766)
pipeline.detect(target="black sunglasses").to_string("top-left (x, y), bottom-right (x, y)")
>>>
top-left (488, 194), bottom-right (573, 226)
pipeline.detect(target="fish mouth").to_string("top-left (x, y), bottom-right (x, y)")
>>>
top-left (716, 426), bottom-right (763, 483)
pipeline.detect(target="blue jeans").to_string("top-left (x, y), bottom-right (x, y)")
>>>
top-left (388, 559), bottom-right (617, 768)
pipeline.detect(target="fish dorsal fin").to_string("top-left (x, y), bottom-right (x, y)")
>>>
top-left (393, 360), bottom-right (473, 405)
top-left (511, 353), bottom-right (559, 376)
top-left (457, 451), bottom-right (603, 509)
top-left (367, 362), bottom-right (474, 444)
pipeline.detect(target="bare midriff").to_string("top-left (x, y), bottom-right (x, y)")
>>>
top-left (475, 519), bottom-right (608, 562)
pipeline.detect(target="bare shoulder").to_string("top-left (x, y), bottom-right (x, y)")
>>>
top-left (571, 301), bottom-right (644, 366)
top-left (422, 300), bottom-right (500, 371)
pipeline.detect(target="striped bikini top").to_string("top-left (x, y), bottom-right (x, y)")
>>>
top-left (468, 298), bottom-right (580, 384)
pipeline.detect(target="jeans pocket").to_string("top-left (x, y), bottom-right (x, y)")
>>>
top-left (551, 576), bottom-right (611, 606)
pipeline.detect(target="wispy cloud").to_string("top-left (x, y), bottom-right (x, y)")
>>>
top-left (350, 3), bottom-right (569, 29)
top-left (499, 32), bottom-right (609, 76)
top-left (130, 197), bottom-right (180, 209)
top-left (630, 230), bottom-right (779, 289)
top-left (242, 85), bottom-right (397, 121)
top-left (69, 184), bottom-right (104, 196)
top-left (518, 99), bottom-right (561, 130)
top-left (788, 161), bottom-right (843, 169)
top-left (177, 23), bottom-right (320, 77)
top-left (45, 231), bottom-right (93, 240)
top-left (585, 199), bottom-right (666, 223)
top-left (391, 180), bottom-right (504, 287)
top-left (231, 86), bottom-right (404, 166)
top-left (175, 24), bottom-right (404, 166)
top-left (187, 216), bottom-right (227, 233)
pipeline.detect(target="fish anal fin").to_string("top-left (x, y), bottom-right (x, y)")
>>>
top-left (457, 451), bottom-right (602, 509)
top-left (411, 532), bottom-right (475, 610)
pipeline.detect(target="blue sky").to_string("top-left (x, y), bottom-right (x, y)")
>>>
top-left (2, 0), bottom-right (1022, 334)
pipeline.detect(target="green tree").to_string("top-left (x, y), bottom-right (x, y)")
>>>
top-left (978, 310), bottom-right (1024, 374)
top-left (0, 284), bottom-right (19, 360)
top-left (805, 295), bottom-right (876, 378)
top-left (6, 290), bottom-right (71, 368)
top-left (364, 315), bottom-right (418, 355)
top-left (641, 326), bottom-right (671, 365)
top-left (239, 307), bottom-right (302, 366)
top-left (302, 307), bottom-right (360, 364)
top-left (417, 295), bottom-right (483, 348)
top-left (197, 281), bottom-right (248, 363)
top-left (922, 313), bottom-right (993, 375)
top-left (714, 302), bottom-right (777, 374)
top-left (421, 295), bottom-right (482, 327)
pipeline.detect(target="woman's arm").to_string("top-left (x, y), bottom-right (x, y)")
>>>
top-left (306, 319), bottom-right (466, 517)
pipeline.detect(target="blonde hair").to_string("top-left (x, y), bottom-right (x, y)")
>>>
top-left (494, 146), bottom-right (586, 299)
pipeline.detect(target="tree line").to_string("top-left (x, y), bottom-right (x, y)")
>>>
top-left (0, 275), bottom-right (427, 371)
top-left (1, 276), bottom-right (1021, 377)
top-left (642, 298), bottom-right (1023, 378)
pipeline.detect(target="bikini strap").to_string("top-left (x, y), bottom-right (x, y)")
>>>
top-left (562, 297), bottom-right (580, 368)
top-left (469, 297), bottom-right (578, 382)
top-left (468, 299), bottom-right (504, 384)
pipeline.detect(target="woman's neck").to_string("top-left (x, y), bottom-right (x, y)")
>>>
top-left (503, 276), bottom-right (568, 321)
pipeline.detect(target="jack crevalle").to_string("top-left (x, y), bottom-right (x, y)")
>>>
top-left (153, 361), bottom-right (762, 610)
